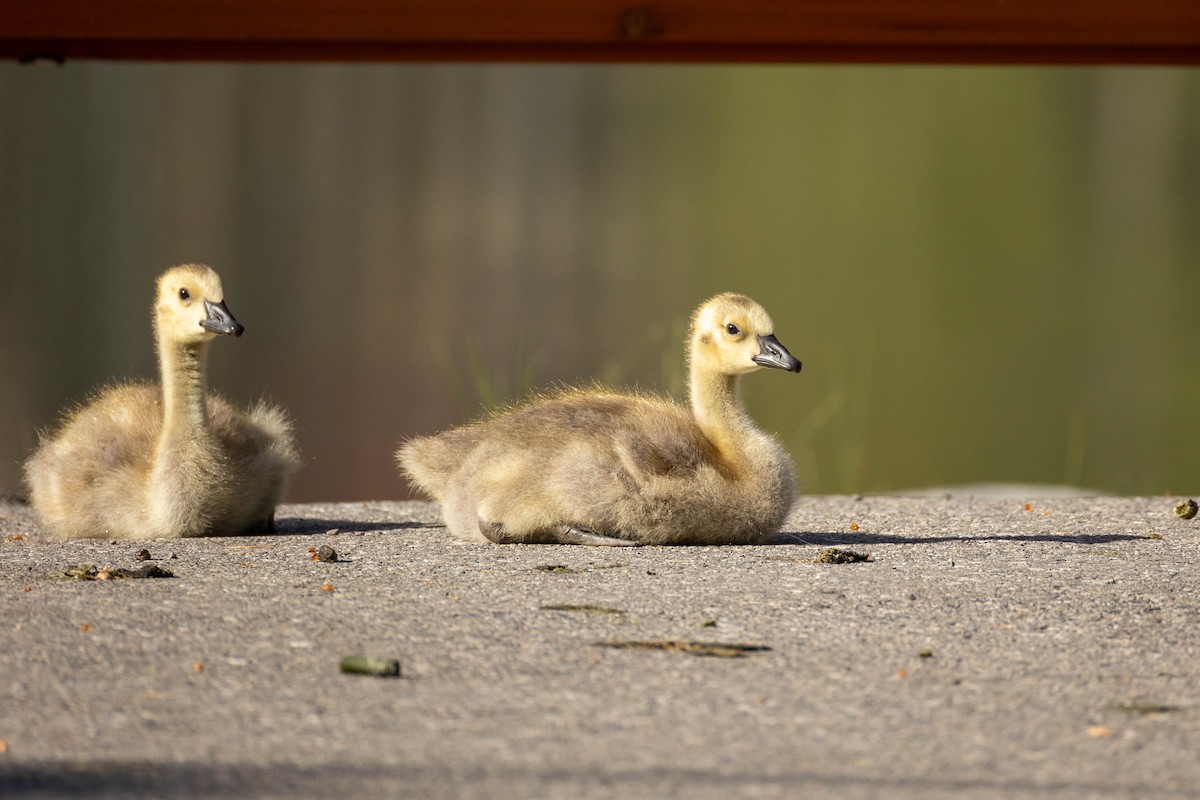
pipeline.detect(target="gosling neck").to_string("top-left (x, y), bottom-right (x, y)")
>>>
top-left (689, 361), bottom-right (758, 472)
top-left (157, 336), bottom-right (212, 440)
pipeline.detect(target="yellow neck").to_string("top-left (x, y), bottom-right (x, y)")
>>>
top-left (157, 338), bottom-right (211, 443)
top-left (148, 335), bottom-right (220, 534)
top-left (689, 363), bottom-right (755, 476)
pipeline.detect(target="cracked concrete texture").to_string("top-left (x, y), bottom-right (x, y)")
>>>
top-left (1, 495), bottom-right (1198, 799)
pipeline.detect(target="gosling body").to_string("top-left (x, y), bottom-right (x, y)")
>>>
top-left (398, 293), bottom-right (801, 546)
top-left (24, 264), bottom-right (299, 539)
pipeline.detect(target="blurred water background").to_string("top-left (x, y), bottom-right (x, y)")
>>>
top-left (1, 63), bottom-right (1197, 501)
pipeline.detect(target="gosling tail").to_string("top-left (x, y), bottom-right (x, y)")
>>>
top-left (395, 434), bottom-right (459, 501)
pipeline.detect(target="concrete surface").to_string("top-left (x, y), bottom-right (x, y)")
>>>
top-left (1, 495), bottom-right (1198, 799)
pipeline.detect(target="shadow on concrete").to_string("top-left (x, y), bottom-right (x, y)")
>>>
top-left (0, 760), bottom-right (1189, 799)
top-left (273, 517), bottom-right (428, 535)
top-left (771, 531), bottom-right (1153, 546)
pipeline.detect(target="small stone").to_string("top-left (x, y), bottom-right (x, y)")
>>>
top-left (316, 545), bottom-right (338, 563)
top-left (134, 549), bottom-right (152, 561)
top-left (1173, 499), bottom-right (1198, 519)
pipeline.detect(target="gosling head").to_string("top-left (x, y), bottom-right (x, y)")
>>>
top-left (690, 293), bottom-right (802, 376)
top-left (154, 264), bottom-right (244, 345)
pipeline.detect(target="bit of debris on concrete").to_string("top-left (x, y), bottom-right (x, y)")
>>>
top-left (540, 604), bottom-right (626, 615)
top-left (314, 544), bottom-right (338, 562)
top-left (535, 563), bottom-right (626, 574)
top-left (339, 655), bottom-right (402, 677)
top-left (64, 563), bottom-right (174, 580)
top-left (917, 649), bottom-right (934, 658)
top-left (134, 549), bottom-right (152, 561)
top-left (1106, 702), bottom-right (1179, 715)
top-left (1173, 499), bottom-right (1198, 520)
top-left (813, 547), bottom-right (873, 564)
top-left (593, 640), bottom-right (770, 658)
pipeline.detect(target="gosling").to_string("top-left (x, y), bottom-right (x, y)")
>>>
top-left (24, 264), bottom-right (300, 539)
top-left (397, 293), bottom-right (801, 546)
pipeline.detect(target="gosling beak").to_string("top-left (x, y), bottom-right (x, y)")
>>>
top-left (752, 333), bottom-right (801, 373)
top-left (200, 299), bottom-right (245, 337)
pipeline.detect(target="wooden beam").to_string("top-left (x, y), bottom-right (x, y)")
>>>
top-left (3, 0), bottom-right (1199, 65)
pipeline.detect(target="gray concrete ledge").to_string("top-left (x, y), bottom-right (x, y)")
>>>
top-left (2, 495), bottom-right (1198, 799)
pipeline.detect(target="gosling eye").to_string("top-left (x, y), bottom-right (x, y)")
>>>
top-left (725, 322), bottom-right (740, 336)
top-left (178, 287), bottom-right (191, 302)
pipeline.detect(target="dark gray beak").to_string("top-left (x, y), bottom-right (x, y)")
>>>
top-left (752, 333), bottom-right (801, 373)
top-left (200, 299), bottom-right (245, 337)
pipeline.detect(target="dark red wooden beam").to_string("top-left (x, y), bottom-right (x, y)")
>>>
top-left (3, 0), bottom-right (1199, 64)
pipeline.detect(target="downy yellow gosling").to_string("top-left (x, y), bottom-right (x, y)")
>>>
top-left (24, 264), bottom-right (299, 539)
top-left (398, 293), bottom-right (801, 545)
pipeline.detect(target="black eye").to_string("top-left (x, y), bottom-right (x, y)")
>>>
top-left (178, 288), bottom-right (190, 301)
top-left (725, 323), bottom-right (740, 336)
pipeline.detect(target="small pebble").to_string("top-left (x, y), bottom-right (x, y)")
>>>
top-left (134, 549), bottom-right (152, 561)
top-left (316, 545), bottom-right (338, 563)
top-left (1173, 499), bottom-right (1198, 520)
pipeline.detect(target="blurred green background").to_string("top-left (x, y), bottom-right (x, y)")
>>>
top-left (1, 64), bottom-right (1197, 501)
